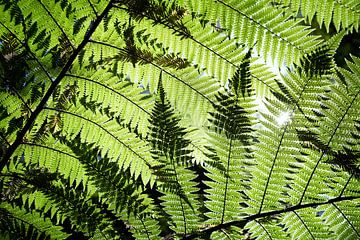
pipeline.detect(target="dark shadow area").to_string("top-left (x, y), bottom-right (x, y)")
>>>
top-left (334, 31), bottom-right (360, 68)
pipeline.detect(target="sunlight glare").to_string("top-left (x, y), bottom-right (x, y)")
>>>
top-left (277, 112), bottom-right (291, 125)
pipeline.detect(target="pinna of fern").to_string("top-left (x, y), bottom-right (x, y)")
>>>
top-left (147, 75), bottom-right (201, 235)
top-left (271, 0), bottom-right (360, 32)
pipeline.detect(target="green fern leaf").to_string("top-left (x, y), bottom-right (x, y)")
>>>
top-left (0, 202), bottom-right (69, 239)
top-left (148, 77), bottom-right (200, 234)
top-left (1, 1), bottom-right (360, 239)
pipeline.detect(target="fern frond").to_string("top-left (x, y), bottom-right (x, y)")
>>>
top-left (148, 80), bottom-right (200, 235)
top-left (1, 0), bottom-right (360, 239)
top-left (247, 66), bottom-right (330, 213)
top-left (0, 202), bottom-right (69, 239)
top-left (298, 46), bottom-right (334, 78)
top-left (64, 67), bottom-right (155, 136)
top-left (0, 92), bottom-right (24, 143)
top-left (14, 137), bottom-right (88, 187)
top-left (132, 6), bottom-right (282, 102)
top-left (204, 66), bottom-right (256, 227)
top-left (127, 213), bottom-right (162, 240)
top-left (209, 92), bottom-right (253, 141)
top-left (26, 173), bottom-right (112, 235)
top-left (282, 209), bottom-right (329, 239)
top-left (65, 137), bottom-right (153, 218)
top-left (116, 0), bottom-right (191, 39)
top-left (244, 219), bottom-right (288, 239)
top-left (228, 49), bottom-right (253, 99)
top-left (80, 36), bottom-right (219, 125)
top-left (328, 148), bottom-right (360, 180)
top-left (273, 0), bottom-right (360, 32)
top-left (318, 200), bottom-right (360, 238)
top-left (178, 0), bottom-right (322, 65)
top-left (5, 170), bottom-right (122, 238)
top-left (0, 32), bottom-right (50, 131)
top-left (42, 102), bottom-right (156, 186)
top-left (149, 78), bottom-right (192, 165)
top-left (295, 55), bottom-right (360, 204)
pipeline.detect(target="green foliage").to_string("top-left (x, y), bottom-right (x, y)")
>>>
top-left (0, 0), bottom-right (359, 239)
top-left (272, 0), bottom-right (360, 32)
top-left (0, 202), bottom-right (69, 240)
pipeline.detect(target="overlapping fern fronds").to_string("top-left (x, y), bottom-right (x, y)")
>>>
top-left (148, 77), bottom-right (200, 235)
top-left (1, 0), bottom-right (360, 239)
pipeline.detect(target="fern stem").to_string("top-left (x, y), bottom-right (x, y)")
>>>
top-left (182, 196), bottom-right (360, 239)
top-left (86, 0), bottom-right (99, 17)
top-left (255, 220), bottom-right (273, 240)
top-left (23, 142), bottom-right (78, 159)
top-left (219, 228), bottom-right (232, 239)
top-left (0, 0), bottom-right (116, 173)
top-left (293, 211), bottom-right (315, 240)
top-left (338, 173), bottom-right (353, 197)
top-left (139, 218), bottom-right (152, 240)
top-left (299, 90), bottom-right (360, 204)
